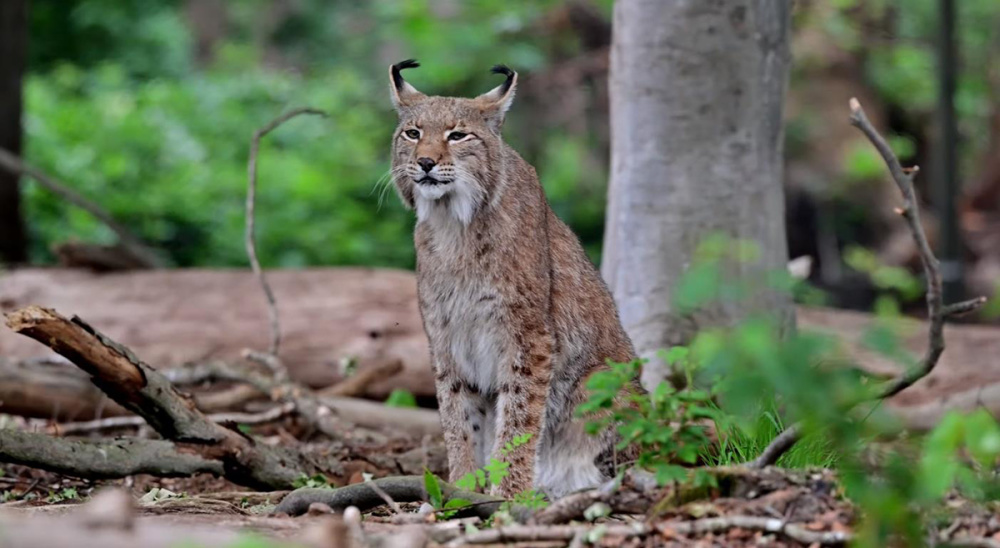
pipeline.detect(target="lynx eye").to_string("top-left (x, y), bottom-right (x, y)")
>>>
top-left (404, 129), bottom-right (421, 140)
top-left (447, 131), bottom-right (468, 142)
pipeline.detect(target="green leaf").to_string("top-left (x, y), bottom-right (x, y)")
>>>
top-left (455, 473), bottom-right (477, 492)
top-left (384, 389), bottom-right (418, 408)
top-left (423, 468), bottom-right (443, 509)
top-left (653, 464), bottom-right (688, 486)
top-left (485, 459), bottom-right (510, 487)
top-left (444, 498), bottom-right (471, 509)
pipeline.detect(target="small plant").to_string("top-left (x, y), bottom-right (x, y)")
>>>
top-left (45, 487), bottom-right (79, 504)
top-left (292, 473), bottom-right (332, 489)
top-left (422, 468), bottom-right (472, 518)
top-left (422, 432), bottom-right (546, 520)
top-left (454, 433), bottom-right (533, 492)
top-left (577, 356), bottom-right (719, 487)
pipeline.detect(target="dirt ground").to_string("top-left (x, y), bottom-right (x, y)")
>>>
top-left (2, 267), bottom-right (1000, 546)
top-left (2, 267), bottom-right (998, 410)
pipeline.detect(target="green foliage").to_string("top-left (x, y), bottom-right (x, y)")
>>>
top-left (843, 246), bottom-right (923, 302)
top-left (454, 433), bottom-right (533, 492)
top-left (666, 235), bottom-right (1000, 546)
top-left (292, 473), bottom-right (331, 489)
top-left (423, 468), bottom-right (444, 509)
top-left (384, 389), bottom-right (418, 408)
top-left (422, 433), bottom-right (545, 520)
top-left (23, 1), bottom-right (610, 269)
top-left (45, 487), bottom-right (80, 504)
top-left (577, 358), bottom-right (719, 487)
top-left (422, 468), bottom-right (474, 519)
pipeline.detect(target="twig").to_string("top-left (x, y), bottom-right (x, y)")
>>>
top-left (446, 524), bottom-right (650, 546)
top-left (245, 107), bottom-right (326, 359)
top-left (243, 349), bottom-right (289, 382)
top-left (318, 360), bottom-right (404, 397)
top-left (657, 515), bottom-right (850, 545)
top-left (749, 98), bottom-right (988, 468)
top-left (366, 476), bottom-right (404, 515)
top-left (51, 402), bottom-right (296, 435)
top-left (446, 516), bottom-right (850, 546)
top-left (0, 147), bottom-right (162, 268)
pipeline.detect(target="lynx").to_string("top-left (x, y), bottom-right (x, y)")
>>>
top-left (389, 60), bottom-right (636, 498)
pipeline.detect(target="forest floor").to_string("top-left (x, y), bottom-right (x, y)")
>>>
top-left (1, 267), bottom-right (999, 546)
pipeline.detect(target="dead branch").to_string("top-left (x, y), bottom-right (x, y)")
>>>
top-left (366, 477), bottom-right (404, 515)
top-left (52, 402), bottom-right (296, 435)
top-left (319, 360), bottom-right (405, 397)
top-left (446, 524), bottom-right (650, 546)
top-left (0, 147), bottom-right (162, 269)
top-left (0, 429), bottom-right (223, 479)
top-left (275, 475), bottom-right (530, 523)
top-left (750, 98), bottom-right (988, 468)
top-left (245, 107), bottom-right (326, 359)
top-left (656, 515), bottom-right (851, 545)
top-left (3, 306), bottom-right (332, 489)
top-left (445, 515), bottom-right (850, 546)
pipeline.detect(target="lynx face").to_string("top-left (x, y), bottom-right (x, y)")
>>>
top-left (389, 60), bottom-right (516, 225)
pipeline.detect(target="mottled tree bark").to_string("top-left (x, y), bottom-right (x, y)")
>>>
top-left (602, 0), bottom-right (794, 388)
top-left (0, 0), bottom-right (28, 264)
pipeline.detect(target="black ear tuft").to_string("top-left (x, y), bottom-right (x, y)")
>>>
top-left (391, 59), bottom-right (420, 90)
top-left (490, 64), bottom-right (515, 95)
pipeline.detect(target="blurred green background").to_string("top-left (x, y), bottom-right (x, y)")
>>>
top-left (18, 0), bottom-right (1000, 287)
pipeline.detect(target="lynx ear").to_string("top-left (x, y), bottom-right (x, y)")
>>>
top-left (389, 59), bottom-right (426, 111)
top-left (477, 64), bottom-right (517, 131)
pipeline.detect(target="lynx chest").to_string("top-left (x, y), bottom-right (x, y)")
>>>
top-left (416, 231), bottom-right (509, 395)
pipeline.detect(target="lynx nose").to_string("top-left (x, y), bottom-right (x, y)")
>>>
top-left (417, 157), bottom-right (437, 173)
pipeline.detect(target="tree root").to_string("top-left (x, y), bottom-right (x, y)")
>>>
top-left (275, 475), bottom-right (531, 523)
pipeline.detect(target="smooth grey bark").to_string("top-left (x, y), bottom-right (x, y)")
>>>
top-left (0, 0), bottom-right (28, 264)
top-left (602, 0), bottom-right (794, 388)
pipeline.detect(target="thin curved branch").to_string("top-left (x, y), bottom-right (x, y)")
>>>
top-left (749, 98), bottom-right (988, 468)
top-left (245, 107), bottom-right (326, 360)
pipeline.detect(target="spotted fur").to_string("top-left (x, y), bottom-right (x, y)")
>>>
top-left (389, 60), bottom-right (637, 498)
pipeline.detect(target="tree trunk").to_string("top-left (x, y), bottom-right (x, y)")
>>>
top-left (602, 0), bottom-right (794, 388)
top-left (0, 0), bottom-right (28, 264)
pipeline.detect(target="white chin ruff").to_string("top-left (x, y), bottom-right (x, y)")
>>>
top-left (414, 182), bottom-right (451, 201)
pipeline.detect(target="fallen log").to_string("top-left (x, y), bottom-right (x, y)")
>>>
top-left (0, 357), bottom-right (442, 436)
top-left (2, 306), bottom-right (336, 490)
top-left (0, 357), bottom-right (128, 420)
top-left (0, 429), bottom-right (224, 479)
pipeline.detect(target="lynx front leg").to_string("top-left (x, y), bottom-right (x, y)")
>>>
top-left (436, 372), bottom-right (482, 482)
top-left (490, 330), bottom-right (553, 498)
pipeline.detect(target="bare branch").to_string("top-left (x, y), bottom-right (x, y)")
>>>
top-left (0, 147), bottom-right (162, 268)
top-left (444, 516), bottom-right (850, 546)
top-left (749, 98), bottom-right (988, 468)
top-left (318, 360), bottom-right (404, 398)
top-left (245, 107), bottom-right (327, 359)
